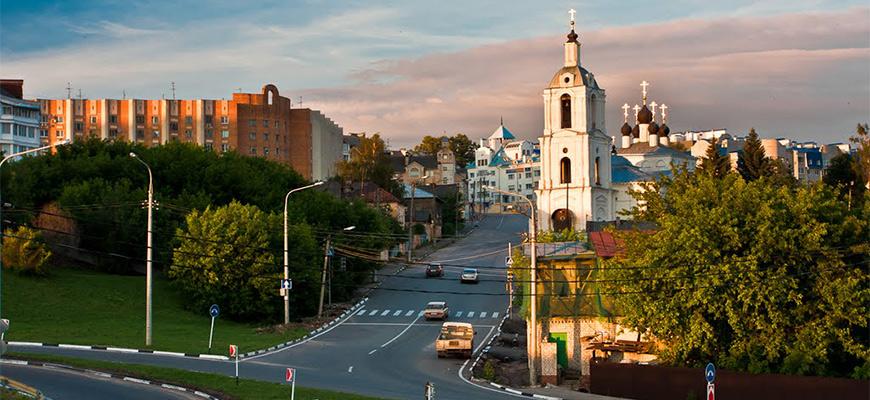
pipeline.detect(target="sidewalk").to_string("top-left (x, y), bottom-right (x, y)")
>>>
top-left (520, 385), bottom-right (625, 400)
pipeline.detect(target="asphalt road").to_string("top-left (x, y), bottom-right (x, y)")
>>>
top-left (0, 363), bottom-right (197, 400)
top-left (11, 214), bottom-right (529, 400)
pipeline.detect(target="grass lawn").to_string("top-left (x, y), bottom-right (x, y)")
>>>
top-left (10, 353), bottom-right (387, 400)
top-left (2, 268), bottom-right (306, 354)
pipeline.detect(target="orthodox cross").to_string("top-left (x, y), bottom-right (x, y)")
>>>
top-left (569, 8), bottom-right (576, 28)
top-left (632, 104), bottom-right (641, 122)
top-left (640, 80), bottom-right (650, 103)
top-left (660, 103), bottom-right (669, 123)
top-left (621, 103), bottom-right (630, 123)
top-left (650, 101), bottom-right (658, 119)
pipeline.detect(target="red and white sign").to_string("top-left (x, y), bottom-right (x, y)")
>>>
top-left (228, 344), bottom-right (238, 358)
top-left (285, 367), bottom-right (295, 382)
top-left (707, 382), bottom-right (715, 400)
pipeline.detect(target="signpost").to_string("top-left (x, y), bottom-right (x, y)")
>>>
top-left (208, 304), bottom-right (220, 351)
top-left (229, 344), bottom-right (239, 385)
top-left (705, 362), bottom-right (716, 400)
top-left (280, 278), bottom-right (292, 297)
top-left (285, 367), bottom-right (296, 400)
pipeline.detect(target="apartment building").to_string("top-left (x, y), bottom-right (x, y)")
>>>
top-left (0, 79), bottom-right (41, 157)
top-left (37, 84), bottom-right (341, 181)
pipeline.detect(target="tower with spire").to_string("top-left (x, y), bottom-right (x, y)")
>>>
top-left (535, 10), bottom-right (614, 232)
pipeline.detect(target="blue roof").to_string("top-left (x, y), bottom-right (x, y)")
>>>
top-left (488, 147), bottom-right (512, 167)
top-left (402, 184), bottom-right (435, 199)
top-left (611, 155), bottom-right (654, 183)
top-left (489, 124), bottom-right (516, 140)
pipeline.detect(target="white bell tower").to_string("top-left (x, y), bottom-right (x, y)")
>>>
top-left (535, 11), bottom-right (614, 232)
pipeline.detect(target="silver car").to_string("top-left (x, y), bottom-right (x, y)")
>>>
top-left (460, 268), bottom-right (479, 284)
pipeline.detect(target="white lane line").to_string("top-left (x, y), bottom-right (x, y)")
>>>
top-left (392, 310), bottom-right (403, 316)
top-left (480, 312), bottom-right (488, 318)
top-left (368, 349), bottom-right (377, 355)
top-left (455, 311), bottom-right (463, 318)
top-left (348, 366), bottom-right (353, 373)
top-left (492, 312), bottom-right (499, 319)
top-left (379, 314), bottom-right (422, 349)
top-left (474, 326), bottom-right (496, 353)
top-left (368, 309), bottom-right (379, 316)
top-left (467, 311), bottom-right (475, 318)
top-left (405, 310), bottom-right (415, 317)
top-left (356, 309), bottom-right (367, 316)
top-left (380, 309), bottom-right (391, 316)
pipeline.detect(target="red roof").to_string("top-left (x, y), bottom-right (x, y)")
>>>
top-left (588, 231), bottom-right (623, 258)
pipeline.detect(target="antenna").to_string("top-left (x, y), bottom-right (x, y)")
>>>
top-left (236, 87), bottom-right (243, 93)
top-left (66, 82), bottom-right (72, 99)
top-left (122, 89), bottom-right (126, 100)
top-left (170, 81), bottom-right (176, 100)
top-left (298, 96), bottom-right (303, 108)
top-left (77, 88), bottom-right (82, 100)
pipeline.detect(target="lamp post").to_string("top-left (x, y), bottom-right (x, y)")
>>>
top-left (319, 225), bottom-right (354, 318)
top-left (283, 181), bottom-right (324, 325)
top-left (485, 185), bottom-right (538, 386)
top-left (0, 141), bottom-right (69, 324)
top-left (129, 152), bottom-right (156, 346)
top-left (406, 174), bottom-right (430, 263)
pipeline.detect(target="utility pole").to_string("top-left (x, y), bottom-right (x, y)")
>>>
top-left (318, 236), bottom-right (331, 318)
top-left (407, 183), bottom-right (416, 263)
top-left (130, 152), bottom-right (154, 346)
top-left (283, 182), bottom-right (324, 324)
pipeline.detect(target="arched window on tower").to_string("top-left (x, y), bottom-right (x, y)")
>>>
top-left (594, 156), bottom-right (600, 185)
top-left (267, 91), bottom-right (274, 105)
top-left (560, 157), bottom-right (571, 184)
top-left (589, 95), bottom-right (597, 130)
top-left (560, 94), bottom-right (571, 129)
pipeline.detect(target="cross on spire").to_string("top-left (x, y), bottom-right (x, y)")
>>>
top-left (660, 103), bottom-right (669, 123)
top-left (569, 8), bottom-right (576, 28)
top-left (650, 101), bottom-right (658, 120)
top-left (621, 103), bottom-right (630, 123)
top-left (632, 104), bottom-right (641, 122)
top-left (640, 80), bottom-right (650, 103)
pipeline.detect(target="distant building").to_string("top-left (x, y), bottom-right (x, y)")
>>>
top-left (390, 140), bottom-right (463, 186)
top-left (36, 84), bottom-right (341, 181)
top-left (342, 132), bottom-right (364, 161)
top-left (466, 122), bottom-right (541, 214)
top-left (0, 79), bottom-right (41, 157)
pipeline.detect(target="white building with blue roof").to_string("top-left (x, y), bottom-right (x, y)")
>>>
top-left (467, 122), bottom-right (541, 214)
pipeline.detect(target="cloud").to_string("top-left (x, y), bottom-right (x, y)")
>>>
top-left (300, 7), bottom-right (869, 146)
top-left (67, 20), bottom-right (164, 37)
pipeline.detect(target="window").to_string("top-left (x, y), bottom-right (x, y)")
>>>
top-left (109, 115), bottom-right (117, 124)
top-left (477, 159), bottom-right (486, 166)
top-left (169, 122), bottom-right (178, 131)
top-left (535, 170), bottom-right (541, 177)
top-left (220, 116), bottom-right (228, 124)
top-left (151, 116), bottom-right (159, 125)
top-left (0, 124), bottom-right (9, 134)
top-left (560, 157), bottom-right (571, 184)
top-left (248, 119), bottom-right (256, 127)
top-left (470, 172), bottom-right (475, 178)
top-left (263, 147), bottom-right (270, 156)
top-left (525, 172), bottom-right (532, 178)
top-left (40, 129), bottom-right (48, 138)
top-left (205, 143), bottom-right (213, 151)
top-left (56, 116), bottom-right (64, 123)
top-left (136, 115), bottom-right (145, 124)
top-left (249, 132), bottom-right (256, 140)
top-left (152, 130), bottom-right (160, 138)
top-left (507, 174), bottom-right (514, 180)
top-left (274, 120), bottom-right (279, 128)
top-left (263, 120), bottom-right (269, 127)
top-left (560, 94), bottom-right (571, 129)
top-left (74, 122), bottom-right (84, 132)
top-left (205, 115), bottom-right (214, 124)
top-left (250, 147), bottom-right (257, 155)
top-left (525, 183), bottom-right (533, 190)
top-left (263, 133), bottom-right (269, 141)
top-left (1, 106), bottom-right (11, 115)
top-left (184, 129), bottom-right (192, 139)
top-left (594, 156), bottom-right (600, 185)
top-left (185, 116), bottom-right (193, 125)
top-left (221, 143), bottom-right (229, 152)
top-left (90, 116), bottom-right (97, 124)
top-left (109, 129), bottom-right (118, 138)
top-left (508, 185), bottom-right (515, 191)
top-left (136, 129), bottom-right (144, 139)
top-left (56, 130), bottom-right (64, 138)
top-left (205, 129), bottom-right (213, 139)
top-left (221, 130), bottom-right (230, 139)
top-left (409, 168), bottom-right (420, 177)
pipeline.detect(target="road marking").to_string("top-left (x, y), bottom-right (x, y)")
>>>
top-left (368, 309), bottom-right (379, 316)
top-left (455, 311), bottom-right (463, 317)
top-left (418, 310), bottom-right (425, 316)
top-left (368, 349), bottom-right (377, 355)
top-left (492, 312), bottom-right (499, 319)
top-left (467, 311), bottom-right (475, 318)
top-left (380, 309), bottom-right (391, 316)
top-left (348, 366), bottom-right (353, 373)
top-left (356, 309), bottom-right (367, 315)
top-left (393, 310), bottom-right (403, 316)
top-left (480, 312), bottom-right (487, 318)
top-left (379, 314), bottom-right (422, 349)
top-left (474, 326), bottom-right (496, 353)
top-left (343, 322), bottom-right (496, 327)
top-left (405, 310), bottom-right (415, 316)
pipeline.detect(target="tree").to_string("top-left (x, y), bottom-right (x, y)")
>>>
top-left (413, 135), bottom-right (444, 155)
top-left (602, 170), bottom-right (869, 377)
top-left (824, 153), bottom-right (864, 205)
top-left (737, 128), bottom-right (771, 181)
top-left (2, 226), bottom-right (52, 275)
top-left (851, 123), bottom-right (869, 190)
top-left (700, 136), bottom-right (730, 178)
top-left (448, 134), bottom-right (477, 167)
top-left (336, 133), bottom-right (401, 196)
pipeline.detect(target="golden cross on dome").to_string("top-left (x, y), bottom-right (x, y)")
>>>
top-left (621, 103), bottom-right (630, 122)
top-left (569, 8), bottom-right (576, 27)
top-left (640, 80), bottom-right (650, 103)
top-left (650, 101), bottom-right (658, 119)
top-left (632, 104), bottom-right (641, 122)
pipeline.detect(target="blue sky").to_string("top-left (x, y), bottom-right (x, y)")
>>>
top-left (2, 1), bottom-right (868, 146)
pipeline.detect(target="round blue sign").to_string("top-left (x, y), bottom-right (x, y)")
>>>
top-left (209, 304), bottom-right (220, 318)
top-left (705, 362), bottom-right (715, 383)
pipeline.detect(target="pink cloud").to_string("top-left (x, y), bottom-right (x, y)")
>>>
top-left (301, 7), bottom-right (870, 147)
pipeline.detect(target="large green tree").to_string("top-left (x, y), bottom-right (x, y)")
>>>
top-left (337, 133), bottom-right (400, 196)
top-left (737, 128), bottom-right (771, 181)
top-left (700, 136), bottom-right (730, 178)
top-left (824, 153), bottom-right (865, 205)
top-left (603, 171), bottom-right (870, 377)
top-left (851, 123), bottom-right (869, 189)
top-left (412, 134), bottom-right (478, 167)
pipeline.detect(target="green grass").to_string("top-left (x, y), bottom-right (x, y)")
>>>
top-left (1, 268), bottom-right (306, 354)
top-left (10, 353), bottom-right (387, 400)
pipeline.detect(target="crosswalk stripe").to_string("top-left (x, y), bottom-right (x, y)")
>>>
top-left (455, 311), bottom-right (463, 317)
top-left (467, 311), bottom-right (475, 318)
top-left (492, 312), bottom-right (499, 319)
top-left (405, 310), bottom-right (415, 316)
top-left (356, 309), bottom-right (367, 316)
top-left (480, 312), bottom-right (487, 318)
top-left (393, 310), bottom-right (403, 316)
top-left (418, 310), bottom-right (425, 316)
top-left (368, 310), bottom-right (379, 316)
top-left (381, 310), bottom-right (391, 316)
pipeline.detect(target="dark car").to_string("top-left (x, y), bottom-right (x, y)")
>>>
top-left (426, 263), bottom-right (444, 277)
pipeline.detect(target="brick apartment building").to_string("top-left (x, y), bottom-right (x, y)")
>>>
top-left (37, 84), bottom-right (341, 181)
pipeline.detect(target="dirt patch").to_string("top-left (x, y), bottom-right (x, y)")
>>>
top-left (255, 303), bottom-right (354, 335)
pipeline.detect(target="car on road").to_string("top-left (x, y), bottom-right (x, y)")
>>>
top-left (460, 268), bottom-right (479, 284)
top-left (436, 322), bottom-right (474, 358)
top-left (423, 301), bottom-right (449, 320)
top-left (425, 263), bottom-right (444, 277)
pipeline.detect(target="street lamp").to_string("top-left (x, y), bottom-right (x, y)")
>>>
top-left (283, 181), bottom-right (324, 324)
top-left (485, 185), bottom-right (538, 386)
top-left (0, 140), bottom-right (70, 326)
top-left (319, 225), bottom-right (354, 317)
top-left (407, 174), bottom-right (430, 263)
top-left (129, 152), bottom-right (155, 346)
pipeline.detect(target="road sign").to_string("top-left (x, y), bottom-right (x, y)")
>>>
top-left (229, 344), bottom-right (238, 358)
top-left (505, 256), bottom-right (513, 266)
top-left (285, 367), bottom-right (295, 382)
top-left (280, 278), bottom-right (293, 290)
top-left (707, 382), bottom-right (715, 400)
top-left (705, 362), bottom-right (716, 383)
top-left (209, 304), bottom-right (220, 318)
top-left (327, 246), bottom-right (334, 257)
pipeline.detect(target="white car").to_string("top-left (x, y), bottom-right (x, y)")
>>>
top-left (460, 268), bottom-right (479, 284)
top-left (424, 301), bottom-right (449, 320)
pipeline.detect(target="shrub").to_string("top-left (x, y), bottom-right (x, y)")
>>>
top-left (2, 226), bottom-right (52, 275)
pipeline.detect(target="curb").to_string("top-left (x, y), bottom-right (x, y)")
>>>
top-left (487, 382), bottom-right (564, 400)
top-left (6, 341), bottom-right (229, 361)
top-left (0, 359), bottom-right (221, 400)
top-left (469, 304), bottom-right (511, 372)
top-left (241, 297), bottom-right (369, 358)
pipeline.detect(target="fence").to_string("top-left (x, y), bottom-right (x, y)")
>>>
top-left (590, 362), bottom-right (869, 400)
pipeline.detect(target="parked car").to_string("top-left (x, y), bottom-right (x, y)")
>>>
top-left (424, 301), bottom-right (449, 320)
top-left (460, 268), bottom-right (479, 284)
top-left (426, 263), bottom-right (444, 278)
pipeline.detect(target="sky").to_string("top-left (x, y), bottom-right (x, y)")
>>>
top-left (1, 1), bottom-right (868, 147)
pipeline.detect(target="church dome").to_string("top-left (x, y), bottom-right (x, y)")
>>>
top-left (547, 66), bottom-right (597, 89)
top-left (620, 122), bottom-right (632, 136)
top-left (637, 105), bottom-right (653, 124)
top-left (660, 123), bottom-right (671, 136)
top-left (567, 29), bottom-right (578, 43)
top-left (648, 121), bottom-right (659, 136)
top-left (631, 124), bottom-right (640, 138)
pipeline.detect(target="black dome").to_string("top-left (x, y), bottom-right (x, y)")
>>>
top-left (620, 122), bottom-right (632, 136)
top-left (660, 123), bottom-right (671, 136)
top-left (567, 29), bottom-right (578, 43)
top-left (648, 121), bottom-right (659, 135)
top-left (638, 105), bottom-right (653, 124)
top-left (631, 124), bottom-right (640, 138)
